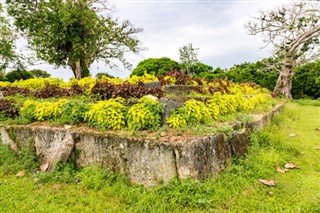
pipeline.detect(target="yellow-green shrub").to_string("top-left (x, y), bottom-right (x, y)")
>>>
top-left (19, 100), bottom-right (38, 122)
top-left (34, 99), bottom-right (68, 121)
top-left (167, 99), bottom-right (212, 128)
top-left (205, 100), bottom-right (220, 120)
top-left (12, 78), bottom-right (66, 89)
top-left (85, 97), bottom-right (126, 130)
top-left (127, 96), bottom-right (164, 130)
top-left (0, 81), bottom-right (12, 87)
top-left (166, 113), bottom-right (187, 128)
top-left (101, 76), bottom-right (124, 85)
top-left (126, 72), bottom-right (158, 85)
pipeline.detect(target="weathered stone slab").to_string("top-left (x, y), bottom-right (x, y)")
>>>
top-left (174, 134), bottom-right (231, 180)
top-left (34, 127), bottom-right (74, 172)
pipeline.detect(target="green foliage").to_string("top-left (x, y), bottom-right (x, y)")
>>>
top-left (292, 60), bottom-right (320, 99)
top-left (19, 100), bottom-right (38, 122)
top-left (5, 70), bottom-right (33, 83)
top-left (226, 61), bottom-right (278, 91)
top-left (95, 72), bottom-right (115, 79)
top-left (131, 57), bottom-right (180, 76)
top-left (59, 99), bottom-right (90, 125)
top-left (0, 145), bottom-right (38, 175)
top-left (7, 0), bottom-right (142, 79)
top-left (37, 162), bottom-right (77, 184)
top-left (76, 166), bottom-right (123, 190)
top-left (188, 62), bottom-right (213, 76)
top-left (85, 98), bottom-right (127, 130)
top-left (0, 3), bottom-right (16, 73)
top-left (28, 69), bottom-right (51, 78)
top-left (127, 96), bottom-right (164, 130)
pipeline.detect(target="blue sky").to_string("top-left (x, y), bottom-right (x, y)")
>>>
top-left (28, 0), bottom-right (291, 79)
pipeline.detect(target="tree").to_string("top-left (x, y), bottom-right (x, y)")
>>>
top-left (29, 69), bottom-right (51, 78)
top-left (6, 0), bottom-right (142, 80)
top-left (5, 64), bottom-right (33, 82)
top-left (179, 43), bottom-right (199, 75)
top-left (131, 57), bottom-right (180, 76)
top-left (246, 2), bottom-right (320, 98)
top-left (292, 60), bottom-right (320, 99)
top-left (95, 72), bottom-right (114, 79)
top-left (0, 2), bottom-right (16, 75)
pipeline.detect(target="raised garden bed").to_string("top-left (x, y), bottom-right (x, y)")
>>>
top-left (0, 103), bottom-right (283, 187)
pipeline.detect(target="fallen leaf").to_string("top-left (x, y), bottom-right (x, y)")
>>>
top-left (285, 163), bottom-right (299, 169)
top-left (267, 191), bottom-right (273, 195)
top-left (16, 170), bottom-right (26, 177)
top-left (289, 133), bottom-right (296, 137)
top-left (315, 128), bottom-right (320, 131)
top-left (259, 179), bottom-right (276, 186)
top-left (275, 166), bottom-right (289, 174)
top-left (315, 146), bottom-right (320, 150)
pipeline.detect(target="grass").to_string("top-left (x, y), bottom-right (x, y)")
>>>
top-left (0, 100), bottom-right (320, 212)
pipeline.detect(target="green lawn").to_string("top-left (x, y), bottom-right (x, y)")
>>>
top-left (0, 100), bottom-right (319, 212)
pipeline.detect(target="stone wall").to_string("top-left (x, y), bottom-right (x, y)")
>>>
top-left (0, 103), bottom-right (283, 187)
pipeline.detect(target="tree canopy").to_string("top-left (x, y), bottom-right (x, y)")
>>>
top-left (0, 2), bottom-right (16, 75)
top-left (131, 57), bottom-right (180, 76)
top-left (6, 0), bottom-right (142, 80)
top-left (246, 1), bottom-right (320, 98)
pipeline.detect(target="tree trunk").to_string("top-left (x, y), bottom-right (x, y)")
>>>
top-left (69, 59), bottom-right (90, 80)
top-left (273, 64), bottom-right (293, 99)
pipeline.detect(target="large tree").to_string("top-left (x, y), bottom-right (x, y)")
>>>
top-left (0, 2), bottom-right (16, 75)
top-left (246, 2), bottom-right (320, 98)
top-left (131, 57), bottom-right (180, 76)
top-left (6, 0), bottom-right (142, 80)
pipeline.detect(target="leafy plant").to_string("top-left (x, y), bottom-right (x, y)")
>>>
top-left (85, 97), bottom-right (127, 130)
top-left (58, 100), bottom-right (90, 125)
top-left (166, 113), bottom-right (187, 128)
top-left (19, 100), bottom-right (38, 122)
top-left (34, 99), bottom-right (68, 121)
top-left (0, 99), bottom-right (20, 119)
top-left (127, 96), bottom-right (164, 130)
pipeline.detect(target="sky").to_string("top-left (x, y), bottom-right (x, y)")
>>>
top-left (28, 0), bottom-right (292, 80)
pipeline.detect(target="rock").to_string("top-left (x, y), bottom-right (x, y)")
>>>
top-left (34, 127), bottom-right (74, 172)
top-left (0, 128), bottom-right (19, 153)
top-left (144, 81), bottom-right (161, 89)
top-left (145, 94), bottom-right (158, 101)
top-left (159, 98), bottom-right (184, 121)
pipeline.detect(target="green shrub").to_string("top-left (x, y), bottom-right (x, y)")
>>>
top-left (59, 99), bottom-right (90, 125)
top-left (292, 61), bottom-right (320, 99)
top-left (127, 96), bottom-right (164, 130)
top-left (5, 70), bottom-right (34, 83)
top-left (85, 97), bottom-right (127, 130)
top-left (167, 99), bottom-right (212, 128)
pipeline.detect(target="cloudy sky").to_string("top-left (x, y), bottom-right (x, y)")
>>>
top-left (29, 0), bottom-right (292, 79)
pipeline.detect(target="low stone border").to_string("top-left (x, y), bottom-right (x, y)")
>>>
top-left (0, 103), bottom-right (283, 187)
